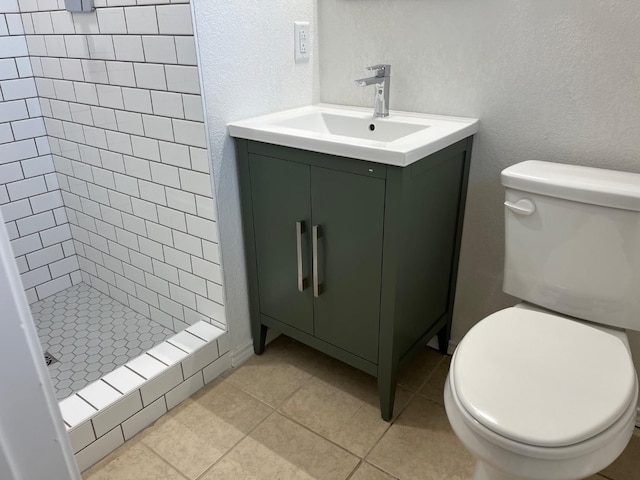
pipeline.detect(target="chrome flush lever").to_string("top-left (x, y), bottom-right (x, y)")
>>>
top-left (504, 199), bottom-right (536, 216)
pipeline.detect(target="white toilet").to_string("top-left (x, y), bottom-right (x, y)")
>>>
top-left (444, 161), bottom-right (640, 480)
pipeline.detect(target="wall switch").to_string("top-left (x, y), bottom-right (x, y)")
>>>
top-left (294, 21), bottom-right (310, 63)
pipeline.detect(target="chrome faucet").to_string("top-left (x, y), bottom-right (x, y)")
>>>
top-left (355, 64), bottom-right (391, 118)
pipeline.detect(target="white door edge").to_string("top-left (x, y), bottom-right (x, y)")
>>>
top-left (0, 210), bottom-right (80, 480)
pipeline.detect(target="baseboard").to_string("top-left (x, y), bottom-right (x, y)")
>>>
top-left (231, 341), bottom-right (254, 367)
top-left (231, 330), bottom-right (283, 368)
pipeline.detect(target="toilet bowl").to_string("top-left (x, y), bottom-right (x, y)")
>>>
top-left (444, 306), bottom-right (638, 480)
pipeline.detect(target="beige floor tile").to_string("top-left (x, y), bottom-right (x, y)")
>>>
top-left (82, 440), bottom-right (183, 480)
top-left (397, 347), bottom-right (445, 391)
top-left (418, 356), bottom-right (451, 405)
top-left (137, 380), bottom-right (272, 479)
top-left (200, 412), bottom-right (359, 480)
top-left (349, 462), bottom-right (397, 480)
top-left (599, 433), bottom-right (640, 480)
top-left (281, 362), bottom-right (412, 457)
top-left (368, 395), bottom-right (475, 480)
top-left (226, 336), bottom-right (331, 407)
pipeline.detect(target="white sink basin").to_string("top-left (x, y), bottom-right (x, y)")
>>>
top-left (272, 111), bottom-right (428, 143)
top-left (228, 104), bottom-right (479, 166)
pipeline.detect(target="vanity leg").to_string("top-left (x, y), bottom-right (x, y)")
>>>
top-left (253, 324), bottom-right (268, 355)
top-left (437, 323), bottom-right (451, 355)
top-left (378, 363), bottom-right (399, 422)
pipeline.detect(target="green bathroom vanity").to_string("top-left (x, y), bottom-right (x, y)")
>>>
top-left (229, 105), bottom-right (478, 420)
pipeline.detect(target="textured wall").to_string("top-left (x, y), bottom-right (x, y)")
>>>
top-left (191, 0), bottom-right (318, 356)
top-left (21, 0), bottom-right (224, 332)
top-left (318, 0), bottom-right (640, 365)
top-left (0, 0), bottom-right (80, 304)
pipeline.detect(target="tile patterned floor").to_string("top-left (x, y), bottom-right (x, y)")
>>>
top-left (31, 283), bottom-right (175, 400)
top-left (84, 336), bottom-right (640, 480)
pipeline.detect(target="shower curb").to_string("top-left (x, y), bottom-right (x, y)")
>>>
top-left (58, 321), bottom-right (231, 472)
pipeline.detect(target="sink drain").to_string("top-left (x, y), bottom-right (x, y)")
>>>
top-left (44, 351), bottom-right (58, 366)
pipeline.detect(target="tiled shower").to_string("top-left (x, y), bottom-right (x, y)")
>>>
top-left (0, 1), bottom-right (77, 302)
top-left (0, 0), bottom-right (229, 468)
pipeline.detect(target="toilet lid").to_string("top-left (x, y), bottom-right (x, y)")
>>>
top-left (452, 307), bottom-right (637, 447)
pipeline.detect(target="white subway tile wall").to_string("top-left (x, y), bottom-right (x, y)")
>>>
top-left (11, 0), bottom-right (225, 331)
top-left (0, 8), bottom-right (79, 303)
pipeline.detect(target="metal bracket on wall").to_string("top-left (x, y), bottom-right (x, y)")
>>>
top-left (64, 0), bottom-right (94, 13)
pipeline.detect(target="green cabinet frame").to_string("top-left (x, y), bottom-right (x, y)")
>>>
top-left (236, 137), bottom-right (473, 420)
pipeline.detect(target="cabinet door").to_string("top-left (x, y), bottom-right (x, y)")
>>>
top-left (311, 166), bottom-right (385, 363)
top-left (249, 154), bottom-right (313, 334)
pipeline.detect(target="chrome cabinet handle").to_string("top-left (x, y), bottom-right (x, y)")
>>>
top-left (296, 221), bottom-right (307, 292)
top-left (312, 224), bottom-right (322, 298)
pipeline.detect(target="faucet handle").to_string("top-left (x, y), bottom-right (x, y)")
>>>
top-left (366, 64), bottom-right (391, 77)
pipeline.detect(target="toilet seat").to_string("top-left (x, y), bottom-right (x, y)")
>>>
top-left (451, 307), bottom-right (637, 448)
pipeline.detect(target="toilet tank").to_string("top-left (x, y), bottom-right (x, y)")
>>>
top-left (501, 161), bottom-right (640, 331)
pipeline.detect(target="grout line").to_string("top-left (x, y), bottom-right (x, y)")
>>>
top-left (33, 61), bottom-right (199, 92)
top-left (344, 461), bottom-right (363, 480)
top-left (255, 357), bottom-right (391, 460)
top-left (361, 391), bottom-right (416, 462)
top-left (67, 216), bottom-right (222, 291)
top-left (358, 355), bottom-right (451, 462)
top-left (214, 349), bottom-right (403, 467)
top-left (79, 253), bottom-right (223, 315)
top-left (408, 354), bottom-right (447, 395)
top-left (276, 408), bottom-right (364, 460)
top-left (365, 459), bottom-right (402, 480)
top-left (133, 376), bottom-right (276, 479)
top-left (223, 371), bottom-right (313, 412)
top-left (192, 407), bottom-right (278, 480)
top-left (44, 110), bottom-right (203, 149)
top-left (63, 194), bottom-right (219, 261)
top-left (345, 460), bottom-right (400, 480)
top-left (33, 280), bottom-right (176, 397)
top-left (141, 443), bottom-right (191, 480)
top-left (412, 356), bottom-right (450, 405)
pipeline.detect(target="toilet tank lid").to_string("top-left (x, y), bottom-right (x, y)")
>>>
top-left (501, 161), bottom-right (640, 212)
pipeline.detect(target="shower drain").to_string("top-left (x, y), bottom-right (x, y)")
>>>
top-left (44, 351), bottom-right (58, 366)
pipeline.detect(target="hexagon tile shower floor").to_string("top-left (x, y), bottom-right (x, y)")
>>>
top-left (30, 283), bottom-right (174, 400)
